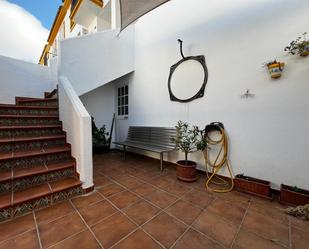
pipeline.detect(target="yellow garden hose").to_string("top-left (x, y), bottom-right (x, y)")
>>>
top-left (203, 124), bottom-right (234, 193)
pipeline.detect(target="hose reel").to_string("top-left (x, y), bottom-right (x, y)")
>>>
top-left (203, 122), bottom-right (234, 193)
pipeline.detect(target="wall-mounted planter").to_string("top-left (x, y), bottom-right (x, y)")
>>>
top-left (267, 62), bottom-right (285, 79)
top-left (234, 174), bottom-right (273, 199)
top-left (279, 184), bottom-right (309, 206)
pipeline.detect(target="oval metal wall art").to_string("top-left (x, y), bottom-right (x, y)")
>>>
top-left (168, 55), bottom-right (208, 103)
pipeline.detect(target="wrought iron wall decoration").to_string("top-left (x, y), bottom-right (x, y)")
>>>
top-left (168, 39), bottom-right (208, 103)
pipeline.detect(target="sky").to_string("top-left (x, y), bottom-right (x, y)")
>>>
top-left (0, 0), bottom-right (61, 63)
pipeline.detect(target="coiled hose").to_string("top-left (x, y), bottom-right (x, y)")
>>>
top-left (203, 124), bottom-right (234, 193)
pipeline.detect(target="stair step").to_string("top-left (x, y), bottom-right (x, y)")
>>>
top-left (0, 125), bottom-right (64, 139)
top-left (17, 98), bottom-right (58, 107)
top-left (0, 146), bottom-right (72, 171)
top-left (0, 146), bottom-right (71, 160)
top-left (0, 104), bottom-right (58, 116)
top-left (0, 160), bottom-right (76, 195)
top-left (0, 115), bottom-right (61, 127)
top-left (0, 135), bottom-right (67, 154)
top-left (0, 178), bottom-right (82, 219)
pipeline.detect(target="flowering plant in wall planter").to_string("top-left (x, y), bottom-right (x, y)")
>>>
top-left (263, 60), bottom-right (285, 79)
top-left (284, 32), bottom-right (309, 56)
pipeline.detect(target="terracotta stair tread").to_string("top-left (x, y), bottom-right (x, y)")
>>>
top-left (0, 170), bottom-right (12, 182)
top-left (46, 161), bottom-right (75, 171)
top-left (49, 178), bottom-right (82, 193)
top-left (13, 183), bottom-right (51, 205)
top-left (0, 192), bottom-right (11, 209)
top-left (12, 160), bottom-right (75, 179)
top-left (17, 98), bottom-right (58, 103)
top-left (0, 146), bottom-right (71, 161)
top-left (0, 124), bottom-right (62, 130)
top-left (0, 177), bottom-right (81, 208)
top-left (0, 104), bottom-right (58, 110)
top-left (0, 134), bottom-right (66, 144)
top-left (0, 115), bottom-right (59, 118)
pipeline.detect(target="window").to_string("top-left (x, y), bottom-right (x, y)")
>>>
top-left (117, 85), bottom-right (128, 116)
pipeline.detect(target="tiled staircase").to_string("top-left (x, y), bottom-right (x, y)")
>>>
top-left (0, 90), bottom-right (83, 222)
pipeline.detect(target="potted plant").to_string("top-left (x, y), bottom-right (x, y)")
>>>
top-left (171, 121), bottom-right (206, 182)
top-left (263, 60), bottom-right (285, 79)
top-left (284, 32), bottom-right (309, 56)
top-left (280, 184), bottom-right (309, 206)
top-left (234, 174), bottom-right (273, 199)
top-left (92, 117), bottom-right (110, 154)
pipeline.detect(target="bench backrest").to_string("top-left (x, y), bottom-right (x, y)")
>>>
top-left (126, 126), bottom-right (176, 149)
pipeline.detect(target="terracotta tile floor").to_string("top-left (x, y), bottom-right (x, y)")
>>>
top-left (0, 151), bottom-right (308, 249)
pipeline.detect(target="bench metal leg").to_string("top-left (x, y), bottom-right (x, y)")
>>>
top-left (123, 145), bottom-right (126, 160)
top-left (160, 152), bottom-right (163, 171)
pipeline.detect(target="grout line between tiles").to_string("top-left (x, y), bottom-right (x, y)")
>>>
top-left (97, 172), bottom-right (224, 249)
top-left (46, 228), bottom-right (88, 249)
top-left (0, 228), bottom-right (37, 247)
top-left (33, 211), bottom-right (43, 249)
top-left (96, 190), bottom-right (167, 249)
top-left (228, 199), bottom-right (251, 249)
top-left (169, 196), bottom-right (229, 249)
top-left (288, 216), bottom-right (292, 249)
top-left (69, 199), bottom-right (105, 249)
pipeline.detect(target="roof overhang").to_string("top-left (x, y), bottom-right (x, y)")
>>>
top-left (119, 0), bottom-right (170, 31)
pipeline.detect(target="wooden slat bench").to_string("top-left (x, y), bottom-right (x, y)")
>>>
top-left (114, 126), bottom-right (176, 171)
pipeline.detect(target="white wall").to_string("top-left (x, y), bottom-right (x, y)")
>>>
top-left (59, 26), bottom-right (135, 96)
top-left (125, 0), bottom-right (309, 189)
top-left (0, 55), bottom-right (56, 104)
top-left (58, 76), bottom-right (93, 189)
top-left (80, 81), bottom-right (115, 134)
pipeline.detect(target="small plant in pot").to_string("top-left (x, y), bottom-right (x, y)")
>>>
top-left (284, 32), bottom-right (309, 56)
top-left (92, 117), bottom-right (110, 154)
top-left (171, 121), bottom-right (207, 182)
top-left (263, 59), bottom-right (285, 79)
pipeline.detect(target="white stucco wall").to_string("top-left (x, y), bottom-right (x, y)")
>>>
top-left (0, 55), bottom-right (55, 104)
top-left (122, 0), bottom-right (309, 189)
top-left (59, 26), bottom-right (134, 96)
top-left (80, 81), bottom-right (115, 133)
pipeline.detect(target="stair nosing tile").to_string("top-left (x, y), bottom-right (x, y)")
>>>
top-left (12, 183), bottom-right (52, 205)
top-left (0, 146), bottom-right (71, 161)
top-left (0, 135), bottom-right (66, 144)
top-left (12, 161), bottom-right (75, 179)
top-left (0, 115), bottom-right (59, 119)
top-left (0, 125), bottom-right (62, 130)
top-left (50, 179), bottom-right (82, 194)
top-left (0, 104), bottom-right (58, 110)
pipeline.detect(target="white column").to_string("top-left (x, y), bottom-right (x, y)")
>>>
top-left (111, 0), bottom-right (120, 29)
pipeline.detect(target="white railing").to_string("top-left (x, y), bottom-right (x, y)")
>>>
top-left (58, 76), bottom-right (93, 189)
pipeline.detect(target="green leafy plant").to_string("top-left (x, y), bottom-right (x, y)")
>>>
top-left (284, 32), bottom-right (309, 55)
top-left (92, 117), bottom-right (109, 147)
top-left (171, 121), bottom-right (207, 163)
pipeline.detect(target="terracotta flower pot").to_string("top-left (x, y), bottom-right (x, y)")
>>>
top-left (176, 160), bottom-right (198, 182)
top-left (234, 174), bottom-right (273, 199)
top-left (267, 62), bottom-right (285, 79)
top-left (280, 184), bottom-right (309, 206)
